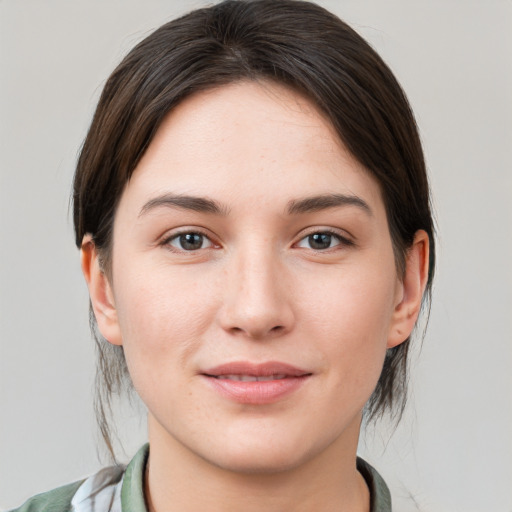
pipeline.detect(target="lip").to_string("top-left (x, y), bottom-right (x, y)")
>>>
top-left (201, 361), bottom-right (312, 405)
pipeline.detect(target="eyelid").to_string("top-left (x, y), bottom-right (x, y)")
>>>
top-left (159, 227), bottom-right (220, 252)
top-left (157, 225), bottom-right (354, 253)
top-left (293, 227), bottom-right (355, 250)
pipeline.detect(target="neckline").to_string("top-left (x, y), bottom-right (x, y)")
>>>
top-left (120, 445), bottom-right (391, 512)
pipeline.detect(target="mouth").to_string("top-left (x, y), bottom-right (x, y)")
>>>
top-left (201, 361), bottom-right (312, 404)
top-left (209, 374), bottom-right (290, 382)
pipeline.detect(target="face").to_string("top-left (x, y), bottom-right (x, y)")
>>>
top-left (93, 81), bottom-right (410, 473)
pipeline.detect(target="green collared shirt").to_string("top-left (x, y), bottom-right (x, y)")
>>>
top-left (10, 444), bottom-right (391, 511)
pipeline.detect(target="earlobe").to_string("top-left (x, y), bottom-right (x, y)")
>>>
top-left (387, 230), bottom-right (430, 349)
top-left (80, 236), bottom-right (123, 346)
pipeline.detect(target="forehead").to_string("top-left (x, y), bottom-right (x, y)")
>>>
top-left (119, 80), bottom-right (384, 217)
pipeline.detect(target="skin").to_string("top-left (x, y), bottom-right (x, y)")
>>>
top-left (82, 81), bottom-right (429, 512)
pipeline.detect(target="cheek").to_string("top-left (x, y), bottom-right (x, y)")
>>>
top-left (112, 263), bottom-right (219, 384)
top-left (300, 261), bottom-right (397, 384)
top-left (116, 260), bottom-right (213, 331)
top-left (304, 261), bottom-right (396, 338)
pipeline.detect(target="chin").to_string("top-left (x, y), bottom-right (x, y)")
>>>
top-left (208, 446), bottom-right (311, 475)
top-left (197, 428), bottom-right (327, 476)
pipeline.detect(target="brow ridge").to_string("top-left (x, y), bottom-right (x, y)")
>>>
top-left (139, 192), bottom-right (370, 217)
top-left (139, 194), bottom-right (229, 217)
top-left (286, 193), bottom-right (372, 215)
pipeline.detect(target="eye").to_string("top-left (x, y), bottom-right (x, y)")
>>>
top-left (167, 232), bottom-right (213, 251)
top-left (296, 231), bottom-right (347, 250)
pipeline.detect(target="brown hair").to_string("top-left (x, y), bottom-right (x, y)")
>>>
top-left (73, 0), bottom-right (435, 458)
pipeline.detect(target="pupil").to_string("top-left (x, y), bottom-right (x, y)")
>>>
top-left (180, 233), bottom-right (203, 250)
top-left (309, 233), bottom-right (331, 250)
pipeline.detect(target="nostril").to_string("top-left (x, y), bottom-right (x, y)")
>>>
top-left (228, 324), bottom-right (286, 338)
top-left (261, 325), bottom-right (288, 339)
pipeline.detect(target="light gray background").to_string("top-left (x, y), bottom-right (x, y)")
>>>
top-left (1, 1), bottom-right (511, 511)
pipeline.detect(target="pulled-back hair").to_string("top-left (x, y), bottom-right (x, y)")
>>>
top-left (73, 0), bottom-right (435, 458)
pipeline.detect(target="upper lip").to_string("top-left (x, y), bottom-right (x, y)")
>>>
top-left (202, 361), bottom-right (311, 377)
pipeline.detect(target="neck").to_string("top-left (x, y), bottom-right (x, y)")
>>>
top-left (144, 416), bottom-right (370, 512)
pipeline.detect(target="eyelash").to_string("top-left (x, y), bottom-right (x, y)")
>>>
top-left (161, 230), bottom-right (216, 253)
top-left (295, 229), bottom-right (354, 251)
top-left (161, 228), bottom-right (354, 253)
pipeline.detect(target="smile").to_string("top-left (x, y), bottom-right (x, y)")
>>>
top-left (201, 361), bottom-right (312, 404)
top-left (212, 374), bottom-right (288, 381)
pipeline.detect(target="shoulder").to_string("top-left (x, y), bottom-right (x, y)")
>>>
top-left (7, 448), bottom-right (146, 512)
top-left (8, 464), bottom-right (126, 512)
top-left (8, 479), bottom-right (85, 512)
top-left (357, 457), bottom-right (392, 512)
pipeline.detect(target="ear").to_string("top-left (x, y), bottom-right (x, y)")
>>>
top-left (81, 235), bottom-right (123, 346)
top-left (387, 230), bottom-right (430, 349)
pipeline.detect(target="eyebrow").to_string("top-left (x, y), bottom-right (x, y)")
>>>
top-left (286, 193), bottom-right (372, 216)
top-left (139, 192), bottom-right (371, 218)
top-left (139, 194), bottom-right (229, 217)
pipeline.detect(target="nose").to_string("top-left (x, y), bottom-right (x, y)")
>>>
top-left (217, 245), bottom-right (295, 340)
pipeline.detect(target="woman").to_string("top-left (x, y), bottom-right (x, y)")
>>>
top-left (11, 0), bottom-right (434, 510)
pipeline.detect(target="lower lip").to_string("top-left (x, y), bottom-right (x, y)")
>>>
top-left (203, 375), bottom-right (310, 405)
